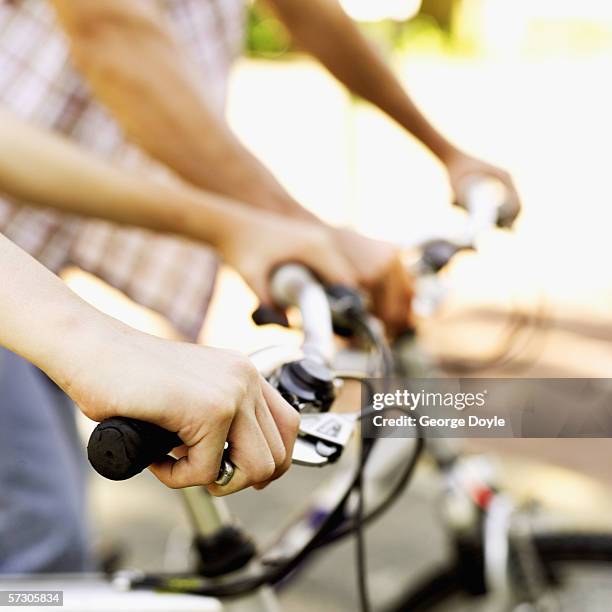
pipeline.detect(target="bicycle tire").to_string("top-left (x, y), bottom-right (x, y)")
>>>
top-left (385, 532), bottom-right (612, 612)
top-left (535, 532), bottom-right (612, 564)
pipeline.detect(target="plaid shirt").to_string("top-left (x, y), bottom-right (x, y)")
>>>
top-left (0, 0), bottom-right (245, 340)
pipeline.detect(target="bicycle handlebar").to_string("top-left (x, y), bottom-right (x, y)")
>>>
top-left (416, 176), bottom-right (516, 278)
top-left (270, 264), bottom-right (335, 365)
top-left (87, 263), bottom-right (338, 482)
top-left (463, 176), bottom-right (517, 236)
top-left (87, 417), bottom-right (183, 481)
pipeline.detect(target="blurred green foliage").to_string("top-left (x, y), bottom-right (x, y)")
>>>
top-left (420, 0), bottom-right (457, 33)
top-left (245, 1), bottom-right (612, 61)
top-left (245, 2), bottom-right (292, 58)
top-left (245, 1), bottom-right (462, 60)
top-left (361, 16), bottom-right (454, 54)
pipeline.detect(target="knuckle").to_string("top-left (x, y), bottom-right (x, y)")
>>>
top-left (277, 460), bottom-right (292, 478)
top-left (216, 401), bottom-right (236, 424)
top-left (224, 348), bottom-right (245, 365)
top-left (271, 445), bottom-right (287, 467)
top-left (286, 409), bottom-right (300, 438)
top-left (243, 368), bottom-right (259, 391)
top-left (251, 460), bottom-right (276, 483)
top-left (228, 352), bottom-right (258, 385)
top-left (288, 406), bottom-right (300, 429)
top-left (315, 232), bottom-right (333, 254)
top-left (303, 227), bottom-right (327, 253)
top-left (199, 466), bottom-right (220, 485)
top-left (182, 465), bottom-right (219, 487)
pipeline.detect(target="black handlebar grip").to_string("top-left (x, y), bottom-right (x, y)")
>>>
top-left (87, 417), bottom-right (182, 481)
top-left (251, 305), bottom-right (289, 328)
top-left (326, 284), bottom-right (367, 337)
top-left (497, 200), bottom-right (520, 229)
top-left (326, 284), bottom-right (366, 309)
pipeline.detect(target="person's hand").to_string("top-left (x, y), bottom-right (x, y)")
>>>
top-left (60, 320), bottom-right (300, 495)
top-left (330, 227), bottom-right (415, 337)
top-left (444, 150), bottom-right (521, 227)
top-left (220, 211), bottom-right (357, 305)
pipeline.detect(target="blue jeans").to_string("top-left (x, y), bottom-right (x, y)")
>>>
top-left (0, 348), bottom-right (92, 573)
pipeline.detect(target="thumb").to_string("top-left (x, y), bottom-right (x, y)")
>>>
top-left (245, 267), bottom-right (273, 307)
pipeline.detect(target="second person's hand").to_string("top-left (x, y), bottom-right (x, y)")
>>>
top-left (331, 227), bottom-right (415, 338)
top-left (219, 210), bottom-right (358, 306)
top-left (444, 150), bottom-right (521, 227)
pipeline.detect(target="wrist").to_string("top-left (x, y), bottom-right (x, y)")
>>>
top-left (428, 139), bottom-right (462, 167)
top-left (40, 298), bottom-right (123, 394)
top-left (386, 93), bottom-right (460, 165)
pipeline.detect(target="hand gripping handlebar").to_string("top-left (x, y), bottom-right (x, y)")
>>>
top-left (87, 264), bottom-right (340, 482)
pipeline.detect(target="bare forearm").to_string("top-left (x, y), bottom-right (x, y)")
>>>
top-left (0, 232), bottom-right (111, 383)
top-left (267, 0), bottom-right (459, 163)
top-left (0, 110), bottom-right (282, 252)
top-left (50, 0), bottom-right (316, 220)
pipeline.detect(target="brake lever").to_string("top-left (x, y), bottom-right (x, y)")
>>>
top-left (292, 412), bottom-right (359, 467)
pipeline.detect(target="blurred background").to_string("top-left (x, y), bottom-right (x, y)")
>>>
top-left (65, 0), bottom-right (612, 365)
top-left (62, 1), bottom-right (612, 609)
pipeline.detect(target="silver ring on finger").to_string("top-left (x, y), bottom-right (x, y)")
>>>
top-left (215, 459), bottom-right (235, 486)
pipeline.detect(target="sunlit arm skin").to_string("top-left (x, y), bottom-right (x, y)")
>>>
top-left (266, 0), bottom-right (457, 163)
top-left (0, 232), bottom-right (300, 493)
top-left (46, 0), bottom-right (414, 332)
top-left (49, 0), bottom-right (313, 220)
top-left (266, 0), bottom-right (521, 211)
top-left (0, 110), bottom-right (355, 303)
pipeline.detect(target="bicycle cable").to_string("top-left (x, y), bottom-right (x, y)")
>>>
top-left (313, 421), bottom-right (424, 549)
